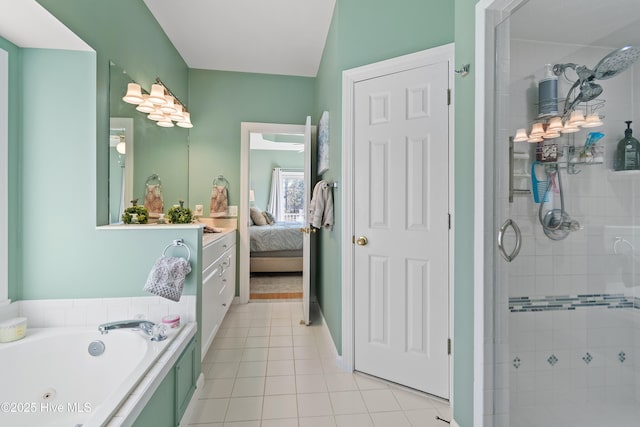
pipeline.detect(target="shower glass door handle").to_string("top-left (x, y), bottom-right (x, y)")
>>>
top-left (497, 218), bottom-right (522, 262)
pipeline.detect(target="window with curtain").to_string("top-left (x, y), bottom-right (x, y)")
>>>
top-left (268, 168), bottom-right (304, 222)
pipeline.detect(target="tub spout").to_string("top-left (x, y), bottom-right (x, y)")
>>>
top-left (98, 320), bottom-right (156, 335)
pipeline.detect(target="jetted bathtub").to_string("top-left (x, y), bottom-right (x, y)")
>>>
top-left (0, 326), bottom-right (184, 426)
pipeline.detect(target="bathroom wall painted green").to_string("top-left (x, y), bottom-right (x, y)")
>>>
top-left (313, 1), bottom-right (478, 425)
top-left (312, 0), bottom-right (455, 355)
top-left (36, 0), bottom-right (190, 226)
top-left (187, 69), bottom-right (315, 214)
top-left (18, 48), bottom-right (201, 300)
top-left (0, 36), bottom-right (22, 301)
top-left (250, 150), bottom-right (304, 212)
top-left (8, 1), bottom-right (200, 302)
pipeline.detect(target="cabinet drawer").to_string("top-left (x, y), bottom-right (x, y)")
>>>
top-left (202, 232), bottom-right (236, 269)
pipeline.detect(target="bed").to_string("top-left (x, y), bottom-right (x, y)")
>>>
top-left (249, 221), bottom-right (304, 273)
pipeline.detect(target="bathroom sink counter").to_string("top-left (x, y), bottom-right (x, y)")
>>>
top-left (202, 226), bottom-right (235, 247)
top-left (199, 217), bottom-right (238, 248)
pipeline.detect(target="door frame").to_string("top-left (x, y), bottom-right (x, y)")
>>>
top-left (474, 1), bottom-right (527, 425)
top-left (239, 121), bottom-right (316, 304)
top-left (341, 43), bottom-right (456, 399)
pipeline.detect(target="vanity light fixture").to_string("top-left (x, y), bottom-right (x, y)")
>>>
top-left (122, 83), bottom-right (144, 104)
top-left (513, 128), bottom-right (529, 142)
top-left (160, 96), bottom-right (177, 114)
top-left (582, 114), bottom-right (603, 128)
top-left (157, 116), bottom-right (175, 128)
top-left (122, 77), bottom-right (193, 128)
top-left (147, 110), bottom-right (164, 121)
top-left (136, 95), bottom-right (155, 113)
top-left (148, 83), bottom-right (167, 105)
top-left (568, 110), bottom-right (586, 126)
top-left (530, 122), bottom-right (545, 137)
top-left (176, 111), bottom-right (193, 128)
top-left (561, 122), bottom-right (580, 134)
top-left (547, 117), bottom-right (563, 131)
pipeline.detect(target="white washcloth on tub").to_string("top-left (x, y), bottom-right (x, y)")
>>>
top-left (143, 256), bottom-right (191, 302)
top-left (309, 180), bottom-right (334, 229)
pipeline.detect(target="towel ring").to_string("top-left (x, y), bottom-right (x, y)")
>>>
top-left (212, 175), bottom-right (229, 188)
top-left (145, 173), bottom-right (162, 186)
top-left (162, 239), bottom-right (191, 261)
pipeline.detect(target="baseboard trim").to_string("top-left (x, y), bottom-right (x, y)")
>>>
top-left (451, 418), bottom-right (460, 427)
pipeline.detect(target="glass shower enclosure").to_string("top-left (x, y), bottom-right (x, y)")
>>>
top-left (484, 0), bottom-right (640, 425)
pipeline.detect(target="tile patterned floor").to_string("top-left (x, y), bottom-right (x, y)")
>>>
top-left (189, 301), bottom-right (451, 427)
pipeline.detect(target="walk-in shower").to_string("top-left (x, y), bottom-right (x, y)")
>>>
top-left (481, 0), bottom-right (640, 426)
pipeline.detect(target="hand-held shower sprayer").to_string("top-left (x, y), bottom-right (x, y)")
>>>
top-left (538, 165), bottom-right (581, 240)
top-left (553, 46), bottom-right (640, 118)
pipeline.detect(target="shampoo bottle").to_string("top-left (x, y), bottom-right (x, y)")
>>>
top-left (615, 121), bottom-right (640, 171)
top-left (538, 64), bottom-right (558, 117)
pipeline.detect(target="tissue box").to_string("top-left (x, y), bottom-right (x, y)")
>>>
top-left (0, 317), bottom-right (27, 343)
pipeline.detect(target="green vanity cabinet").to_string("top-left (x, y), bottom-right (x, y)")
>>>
top-left (133, 336), bottom-right (199, 427)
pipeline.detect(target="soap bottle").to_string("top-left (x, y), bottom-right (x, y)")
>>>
top-left (615, 121), bottom-right (640, 171)
top-left (538, 64), bottom-right (558, 117)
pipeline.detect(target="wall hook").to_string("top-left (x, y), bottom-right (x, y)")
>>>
top-left (455, 64), bottom-right (471, 77)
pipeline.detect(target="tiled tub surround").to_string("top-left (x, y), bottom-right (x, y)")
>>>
top-left (509, 294), bottom-right (640, 312)
top-left (0, 296), bottom-right (196, 327)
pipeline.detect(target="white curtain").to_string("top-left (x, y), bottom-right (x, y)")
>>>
top-left (267, 168), bottom-right (282, 220)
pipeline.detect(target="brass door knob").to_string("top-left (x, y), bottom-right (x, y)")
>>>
top-left (356, 236), bottom-right (368, 246)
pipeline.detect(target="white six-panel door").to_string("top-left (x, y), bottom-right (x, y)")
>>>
top-left (353, 61), bottom-right (450, 397)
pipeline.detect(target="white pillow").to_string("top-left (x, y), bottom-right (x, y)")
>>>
top-left (250, 207), bottom-right (267, 226)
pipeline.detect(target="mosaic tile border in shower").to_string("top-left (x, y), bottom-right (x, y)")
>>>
top-left (509, 294), bottom-right (639, 312)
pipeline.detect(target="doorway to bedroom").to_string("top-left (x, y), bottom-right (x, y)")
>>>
top-left (240, 121), bottom-right (316, 313)
top-left (249, 136), bottom-right (305, 300)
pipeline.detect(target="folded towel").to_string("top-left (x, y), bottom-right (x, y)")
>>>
top-left (143, 256), bottom-right (191, 301)
top-left (210, 185), bottom-right (228, 217)
top-left (310, 180), bottom-right (334, 229)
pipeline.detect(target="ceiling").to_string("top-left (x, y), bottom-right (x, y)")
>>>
top-left (0, 1), bottom-right (91, 51)
top-left (0, 1), bottom-right (335, 78)
top-left (143, 0), bottom-right (336, 77)
top-left (509, 0), bottom-right (640, 48)
top-left (2, 0), bottom-right (638, 78)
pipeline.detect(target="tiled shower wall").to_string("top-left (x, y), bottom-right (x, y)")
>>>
top-left (494, 37), bottom-right (640, 417)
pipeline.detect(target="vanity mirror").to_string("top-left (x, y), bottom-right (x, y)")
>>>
top-left (108, 62), bottom-right (190, 224)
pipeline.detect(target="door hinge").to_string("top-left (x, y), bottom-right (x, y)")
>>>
top-left (448, 213), bottom-right (451, 229)
top-left (447, 88), bottom-right (451, 105)
top-left (447, 338), bottom-right (452, 355)
top-left (352, 235), bottom-right (355, 244)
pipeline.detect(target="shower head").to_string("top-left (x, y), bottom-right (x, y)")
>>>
top-left (593, 45), bottom-right (640, 80)
top-left (554, 46), bottom-right (640, 117)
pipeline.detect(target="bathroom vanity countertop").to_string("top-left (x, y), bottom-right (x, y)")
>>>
top-left (202, 226), bottom-right (236, 247)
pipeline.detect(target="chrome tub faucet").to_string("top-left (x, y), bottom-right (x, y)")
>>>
top-left (98, 320), bottom-right (167, 341)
